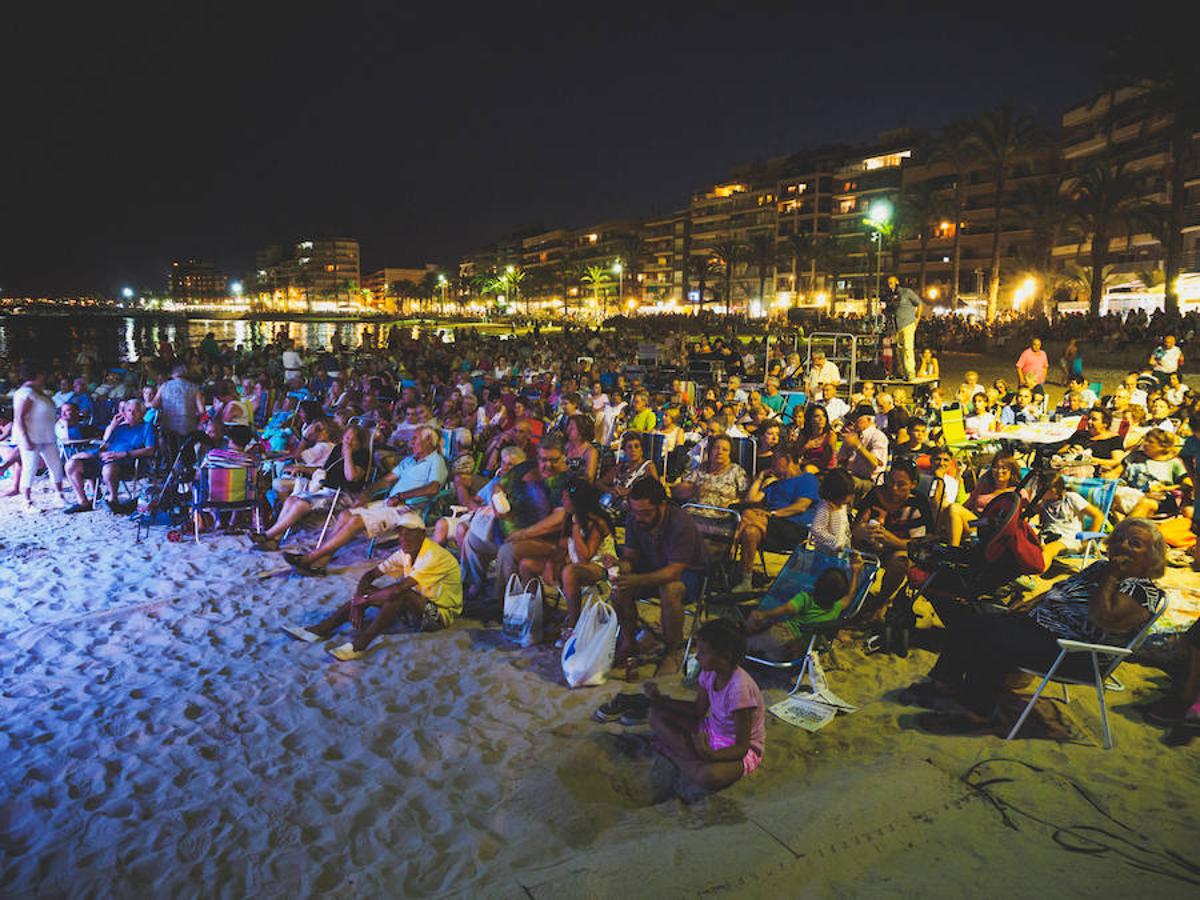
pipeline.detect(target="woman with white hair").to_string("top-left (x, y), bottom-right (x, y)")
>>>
top-left (905, 518), bottom-right (1166, 735)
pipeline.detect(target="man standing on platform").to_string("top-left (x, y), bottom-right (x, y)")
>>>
top-left (885, 275), bottom-right (922, 380)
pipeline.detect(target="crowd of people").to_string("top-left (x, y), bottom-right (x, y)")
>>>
top-left (2, 308), bottom-right (1199, 788)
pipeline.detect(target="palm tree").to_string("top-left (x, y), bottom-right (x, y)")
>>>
top-left (1013, 178), bottom-right (1071, 310)
top-left (930, 121), bottom-right (976, 304)
top-left (1067, 161), bottom-right (1152, 315)
top-left (785, 231), bottom-right (818, 295)
top-left (1139, 76), bottom-right (1200, 315)
top-left (967, 106), bottom-right (1043, 320)
top-left (581, 265), bottom-right (610, 316)
top-left (296, 270), bottom-right (315, 314)
top-left (745, 232), bottom-right (777, 308)
top-left (553, 258), bottom-right (583, 316)
top-left (613, 234), bottom-right (645, 302)
top-left (898, 180), bottom-right (947, 298)
top-left (420, 271), bottom-right (442, 316)
top-left (392, 278), bottom-right (419, 315)
top-left (685, 254), bottom-right (719, 309)
top-left (814, 236), bottom-right (852, 301)
top-left (711, 237), bottom-right (747, 315)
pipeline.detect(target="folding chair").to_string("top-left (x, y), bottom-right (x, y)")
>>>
top-left (1059, 476), bottom-right (1118, 567)
top-left (780, 392), bottom-right (807, 427)
top-left (739, 545), bottom-right (880, 694)
top-left (916, 472), bottom-right (947, 534)
top-left (938, 406), bottom-right (973, 451)
top-left (1006, 591), bottom-right (1168, 749)
top-left (626, 431), bottom-right (668, 478)
top-left (729, 435), bottom-right (758, 479)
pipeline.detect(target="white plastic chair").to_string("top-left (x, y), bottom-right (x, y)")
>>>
top-left (1005, 593), bottom-right (1168, 749)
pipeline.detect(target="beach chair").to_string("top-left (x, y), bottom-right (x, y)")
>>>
top-left (938, 406), bottom-right (973, 451)
top-left (625, 430), bottom-right (668, 478)
top-left (192, 449), bottom-right (262, 542)
top-left (916, 471), bottom-right (947, 533)
top-left (780, 392), bottom-right (806, 427)
top-left (1006, 591), bottom-right (1167, 749)
top-left (739, 545), bottom-right (880, 694)
top-left (1059, 476), bottom-right (1118, 567)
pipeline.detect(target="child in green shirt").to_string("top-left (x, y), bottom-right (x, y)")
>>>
top-left (743, 555), bottom-right (864, 661)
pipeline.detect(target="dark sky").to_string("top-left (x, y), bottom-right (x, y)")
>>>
top-left (0, 1), bottom-right (1172, 296)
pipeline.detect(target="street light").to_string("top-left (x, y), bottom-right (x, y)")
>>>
top-left (612, 260), bottom-right (624, 309)
top-left (230, 281), bottom-right (244, 297)
top-left (437, 273), bottom-right (448, 315)
top-left (864, 199), bottom-right (893, 318)
top-left (121, 286), bottom-right (134, 300)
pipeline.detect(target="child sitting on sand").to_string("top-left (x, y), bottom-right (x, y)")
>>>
top-left (643, 620), bottom-right (765, 790)
top-left (741, 555), bottom-right (864, 661)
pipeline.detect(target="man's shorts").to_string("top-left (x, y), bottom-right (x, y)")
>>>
top-left (78, 456), bottom-right (136, 481)
top-left (352, 501), bottom-right (417, 538)
top-left (628, 568), bottom-right (705, 606)
top-left (403, 601), bottom-right (449, 633)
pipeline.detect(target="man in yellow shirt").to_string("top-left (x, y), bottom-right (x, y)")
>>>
top-left (627, 390), bottom-right (657, 432)
top-left (283, 512), bottom-right (462, 660)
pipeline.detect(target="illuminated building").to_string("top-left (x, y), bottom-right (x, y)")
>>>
top-left (254, 238), bottom-right (360, 309)
top-left (167, 258), bottom-right (228, 304)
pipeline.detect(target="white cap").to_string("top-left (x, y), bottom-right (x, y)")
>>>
top-left (395, 511), bottom-right (426, 530)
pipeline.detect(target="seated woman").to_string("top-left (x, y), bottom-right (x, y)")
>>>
top-left (906, 518), bottom-right (1166, 734)
top-left (743, 554), bottom-right (865, 660)
top-left (1063, 408), bottom-right (1126, 473)
top-left (598, 432), bottom-right (660, 512)
top-left (272, 419), bottom-right (338, 503)
top-left (671, 435), bottom-right (747, 515)
top-left (1113, 427), bottom-right (1191, 519)
top-left (852, 459), bottom-right (932, 611)
top-left (799, 404), bottom-right (836, 473)
top-left (1162, 372), bottom-right (1191, 415)
top-left (250, 424), bottom-right (369, 551)
top-left (522, 479), bottom-right (616, 645)
top-left (563, 414), bottom-right (599, 482)
top-left (658, 406), bottom-right (688, 454)
top-left (917, 348), bottom-right (939, 380)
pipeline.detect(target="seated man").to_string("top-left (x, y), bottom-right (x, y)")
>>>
top-left (734, 446), bottom-right (819, 591)
top-left (896, 418), bottom-right (934, 457)
top-left (63, 399), bottom-right (156, 514)
top-left (816, 382), bottom-right (850, 427)
top-left (836, 406), bottom-right (889, 500)
top-left (804, 351), bottom-right (841, 398)
top-left (483, 436), bottom-right (571, 610)
top-left (284, 512), bottom-right (462, 660)
top-left (612, 476), bottom-right (709, 678)
top-left (284, 426), bottom-right (447, 574)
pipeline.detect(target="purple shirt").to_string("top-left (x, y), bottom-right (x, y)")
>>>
top-left (700, 667), bottom-right (765, 754)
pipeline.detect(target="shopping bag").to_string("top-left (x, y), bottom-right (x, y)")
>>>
top-left (561, 597), bottom-right (619, 688)
top-left (502, 575), bottom-right (543, 647)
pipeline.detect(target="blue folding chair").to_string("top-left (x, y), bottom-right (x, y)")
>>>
top-left (1060, 476), bottom-right (1118, 567)
top-left (742, 545), bottom-right (880, 694)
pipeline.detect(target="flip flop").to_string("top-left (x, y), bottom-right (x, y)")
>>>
top-left (284, 552), bottom-right (326, 576)
top-left (281, 624), bottom-right (322, 643)
top-left (63, 503), bottom-right (94, 514)
top-left (329, 642), bottom-right (366, 661)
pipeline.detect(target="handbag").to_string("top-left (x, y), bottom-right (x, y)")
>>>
top-left (502, 574), bottom-right (543, 647)
top-left (561, 592), bottom-right (619, 688)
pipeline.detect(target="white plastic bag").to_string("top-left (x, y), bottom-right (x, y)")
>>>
top-left (561, 596), bottom-right (619, 688)
top-left (502, 574), bottom-right (543, 647)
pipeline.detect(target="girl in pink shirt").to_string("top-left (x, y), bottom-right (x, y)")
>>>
top-left (644, 620), bottom-right (765, 790)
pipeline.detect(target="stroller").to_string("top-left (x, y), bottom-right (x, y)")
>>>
top-left (896, 490), bottom-right (1046, 646)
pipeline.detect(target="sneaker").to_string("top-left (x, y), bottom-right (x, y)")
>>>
top-left (592, 692), bottom-right (647, 723)
top-left (732, 575), bottom-right (754, 594)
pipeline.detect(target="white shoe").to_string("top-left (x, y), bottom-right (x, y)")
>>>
top-left (281, 624), bottom-right (322, 643)
top-left (329, 642), bottom-right (366, 661)
top-left (733, 576), bottom-right (754, 593)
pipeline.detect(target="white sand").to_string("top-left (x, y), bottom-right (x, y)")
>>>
top-left (1, 487), bottom-right (1198, 897)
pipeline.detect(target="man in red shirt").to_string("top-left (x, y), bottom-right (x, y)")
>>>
top-left (1015, 337), bottom-right (1049, 387)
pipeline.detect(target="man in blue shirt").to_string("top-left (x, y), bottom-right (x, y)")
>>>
top-left (63, 399), bottom-right (156, 513)
top-left (66, 377), bottom-right (95, 423)
top-left (735, 446), bottom-right (819, 591)
top-left (286, 426), bottom-right (448, 575)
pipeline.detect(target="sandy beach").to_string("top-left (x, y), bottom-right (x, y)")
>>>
top-left (1, 489), bottom-right (1198, 898)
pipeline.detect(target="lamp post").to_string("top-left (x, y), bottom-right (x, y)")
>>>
top-left (505, 265), bottom-right (519, 318)
top-left (437, 274), bottom-right (448, 316)
top-left (864, 199), bottom-right (893, 320)
top-left (612, 260), bottom-right (624, 313)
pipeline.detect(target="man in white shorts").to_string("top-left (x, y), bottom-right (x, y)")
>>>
top-left (283, 512), bottom-right (462, 659)
top-left (284, 426), bottom-right (447, 574)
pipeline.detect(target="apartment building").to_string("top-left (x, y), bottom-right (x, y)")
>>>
top-left (1054, 82), bottom-right (1200, 288)
top-left (897, 144), bottom-right (1059, 308)
top-left (254, 238), bottom-right (361, 308)
top-left (167, 258), bottom-right (227, 303)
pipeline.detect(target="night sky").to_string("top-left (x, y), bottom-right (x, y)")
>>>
top-left (0, 1), bottom-right (1178, 296)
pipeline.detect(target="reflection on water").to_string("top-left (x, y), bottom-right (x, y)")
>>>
top-left (0, 315), bottom-right (400, 365)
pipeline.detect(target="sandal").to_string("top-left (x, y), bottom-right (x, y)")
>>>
top-left (623, 654), bottom-right (640, 684)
